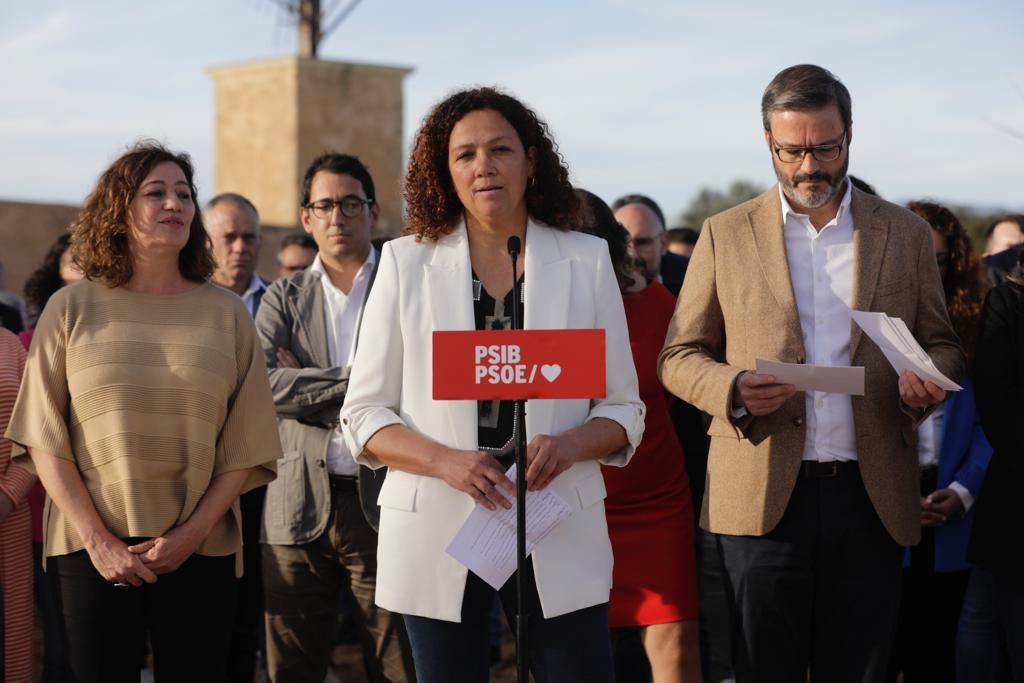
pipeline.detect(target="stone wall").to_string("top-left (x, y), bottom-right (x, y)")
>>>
top-left (0, 201), bottom-right (80, 297)
top-left (0, 200), bottom-right (294, 296)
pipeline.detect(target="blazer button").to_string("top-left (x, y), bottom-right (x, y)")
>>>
top-left (341, 417), bottom-right (349, 425)
top-left (316, 459), bottom-right (326, 468)
top-left (793, 417), bottom-right (804, 427)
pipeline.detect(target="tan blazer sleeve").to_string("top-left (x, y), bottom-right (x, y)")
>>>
top-left (658, 219), bottom-right (746, 422)
top-left (904, 219), bottom-right (967, 423)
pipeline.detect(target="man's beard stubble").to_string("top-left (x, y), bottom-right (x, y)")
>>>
top-left (775, 152), bottom-right (850, 210)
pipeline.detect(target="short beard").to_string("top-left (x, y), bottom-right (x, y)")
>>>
top-left (775, 153), bottom-right (849, 210)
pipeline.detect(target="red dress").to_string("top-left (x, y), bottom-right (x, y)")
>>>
top-left (602, 281), bottom-right (698, 627)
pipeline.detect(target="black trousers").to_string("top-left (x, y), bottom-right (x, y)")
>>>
top-left (228, 485), bottom-right (266, 682)
top-left (886, 467), bottom-right (969, 683)
top-left (717, 461), bottom-right (903, 683)
top-left (49, 546), bottom-right (237, 683)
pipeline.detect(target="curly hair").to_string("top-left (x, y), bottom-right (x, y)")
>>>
top-left (907, 201), bottom-right (992, 365)
top-left (23, 233), bottom-right (72, 323)
top-left (574, 189), bottom-right (633, 290)
top-left (404, 87), bottom-right (579, 240)
top-left (71, 141), bottom-right (215, 287)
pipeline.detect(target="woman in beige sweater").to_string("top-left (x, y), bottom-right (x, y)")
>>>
top-left (5, 141), bottom-right (281, 683)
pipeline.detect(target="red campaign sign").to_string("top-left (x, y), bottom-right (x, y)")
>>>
top-left (432, 329), bottom-right (606, 400)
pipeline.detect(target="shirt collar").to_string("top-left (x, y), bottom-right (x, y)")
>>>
top-left (778, 177), bottom-right (853, 226)
top-left (310, 248), bottom-right (376, 291)
top-left (241, 271), bottom-right (266, 299)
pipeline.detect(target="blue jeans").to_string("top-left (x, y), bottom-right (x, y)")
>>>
top-left (403, 562), bottom-right (614, 683)
top-left (956, 566), bottom-right (1020, 682)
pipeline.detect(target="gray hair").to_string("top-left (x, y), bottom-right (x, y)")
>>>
top-left (206, 192), bottom-right (259, 220)
top-left (761, 64), bottom-right (852, 132)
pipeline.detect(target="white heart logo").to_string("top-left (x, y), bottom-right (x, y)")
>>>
top-left (540, 364), bottom-right (562, 383)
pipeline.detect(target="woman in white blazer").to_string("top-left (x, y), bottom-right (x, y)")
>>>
top-left (340, 87), bottom-right (644, 683)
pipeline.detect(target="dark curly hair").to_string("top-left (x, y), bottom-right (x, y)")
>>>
top-left (574, 189), bottom-right (633, 291)
top-left (404, 87), bottom-right (579, 240)
top-left (71, 141), bottom-right (215, 287)
top-left (907, 200), bottom-right (992, 365)
top-left (23, 233), bottom-right (72, 324)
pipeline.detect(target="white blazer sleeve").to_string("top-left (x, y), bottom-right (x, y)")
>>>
top-left (340, 241), bottom-right (405, 469)
top-left (586, 242), bottom-right (645, 467)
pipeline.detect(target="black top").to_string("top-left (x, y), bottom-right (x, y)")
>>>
top-left (473, 272), bottom-right (524, 469)
top-left (969, 278), bottom-right (1024, 584)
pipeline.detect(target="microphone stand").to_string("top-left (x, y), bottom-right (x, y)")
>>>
top-left (507, 235), bottom-right (528, 683)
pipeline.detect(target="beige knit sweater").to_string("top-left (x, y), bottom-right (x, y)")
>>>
top-left (5, 280), bottom-right (280, 574)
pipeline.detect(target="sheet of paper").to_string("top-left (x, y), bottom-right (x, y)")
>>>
top-left (755, 358), bottom-right (865, 395)
top-left (850, 310), bottom-right (962, 391)
top-left (446, 464), bottom-right (574, 590)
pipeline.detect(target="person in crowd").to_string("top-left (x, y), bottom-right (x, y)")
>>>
top-left (23, 233), bottom-right (85, 328)
top-left (0, 261), bottom-right (27, 331)
top-left (982, 216), bottom-right (1024, 285)
top-left (848, 175), bottom-right (879, 196)
top-left (276, 232), bottom-right (318, 279)
top-left (0, 303), bottom-right (23, 334)
top-left (19, 231), bottom-right (83, 683)
top-left (205, 190), bottom-right (269, 683)
top-left (339, 87), bottom-right (644, 683)
top-left (257, 152), bottom-right (415, 683)
top-left (4, 141), bottom-right (281, 682)
top-left (206, 192), bottom-right (267, 315)
top-left (577, 188), bottom-right (701, 682)
top-left (967, 241), bottom-right (1024, 681)
top-left (658, 64), bottom-right (964, 682)
top-left (0, 328), bottom-right (33, 681)
top-left (885, 201), bottom-right (993, 682)
top-left (612, 193), bottom-right (688, 297)
top-left (982, 214), bottom-right (1024, 258)
top-left (666, 227), bottom-right (699, 258)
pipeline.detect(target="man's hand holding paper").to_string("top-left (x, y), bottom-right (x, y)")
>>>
top-left (849, 310), bottom-right (960, 410)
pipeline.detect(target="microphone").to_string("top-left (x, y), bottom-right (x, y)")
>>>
top-left (507, 236), bottom-right (522, 331)
top-left (506, 231), bottom-right (528, 683)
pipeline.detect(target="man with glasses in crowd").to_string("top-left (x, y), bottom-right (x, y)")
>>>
top-left (276, 232), bottom-right (318, 279)
top-left (612, 193), bottom-right (689, 297)
top-left (658, 64), bottom-right (964, 681)
top-left (255, 152), bottom-right (415, 682)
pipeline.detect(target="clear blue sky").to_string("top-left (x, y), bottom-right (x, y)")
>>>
top-left (2, 0), bottom-right (1023, 224)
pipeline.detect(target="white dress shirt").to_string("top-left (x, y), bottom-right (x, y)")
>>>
top-left (916, 403), bottom-right (974, 511)
top-left (311, 250), bottom-right (376, 476)
top-left (240, 272), bottom-right (267, 318)
top-left (781, 181), bottom-right (858, 462)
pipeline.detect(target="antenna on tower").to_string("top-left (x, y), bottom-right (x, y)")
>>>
top-left (267, 0), bottom-right (365, 58)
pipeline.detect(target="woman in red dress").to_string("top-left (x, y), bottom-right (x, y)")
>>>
top-left (577, 190), bottom-right (701, 682)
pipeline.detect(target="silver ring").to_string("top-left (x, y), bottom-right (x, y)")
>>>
top-left (113, 582), bottom-right (130, 589)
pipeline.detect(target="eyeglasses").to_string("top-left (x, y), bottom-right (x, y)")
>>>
top-left (769, 130), bottom-right (847, 164)
top-left (303, 196), bottom-right (374, 219)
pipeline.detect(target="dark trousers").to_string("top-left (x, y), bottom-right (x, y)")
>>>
top-left (262, 478), bottom-right (415, 683)
top-left (48, 546), bottom-right (237, 683)
top-left (717, 461), bottom-right (903, 683)
top-left (404, 561), bottom-right (614, 683)
top-left (228, 485), bottom-right (266, 683)
top-left (957, 566), bottom-right (1024, 682)
top-left (34, 542), bottom-right (68, 683)
top-left (887, 467), bottom-right (969, 683)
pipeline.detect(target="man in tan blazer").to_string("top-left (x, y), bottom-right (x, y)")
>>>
top-left (658, 64), bottom-right (965, 682)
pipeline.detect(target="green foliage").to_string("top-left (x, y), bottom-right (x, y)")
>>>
top-left (678, 180), bottom-right (765, 229)
top-left (949, 205), bottom-right (1001, 255)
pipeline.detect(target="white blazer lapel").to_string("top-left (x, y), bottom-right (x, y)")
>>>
top-left (425, 221), bottom-right (478, 449)
top-left (523, 221), bottom-right (571, 441)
